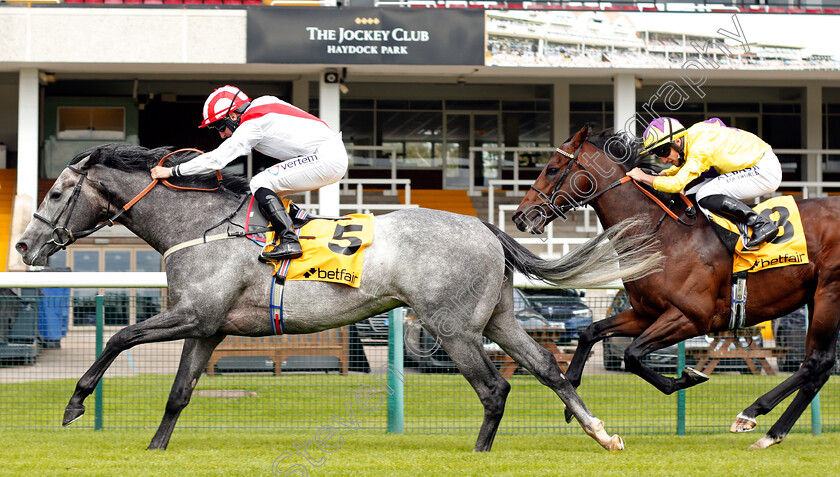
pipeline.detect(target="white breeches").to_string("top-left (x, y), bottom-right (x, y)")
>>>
top-left (692, 150), bottom-right (782, 215)
top-left (250, 133), bottom-right (348, 197)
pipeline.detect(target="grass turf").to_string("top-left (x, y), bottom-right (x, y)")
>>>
top-left (1, 429), bottom-right (839, 476)
top-left (3, 373), bottom-right (839, 435)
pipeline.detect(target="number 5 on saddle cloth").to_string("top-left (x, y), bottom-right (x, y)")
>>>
top-left (243, 198), bottom-right (374, 334)
top-left (244, 197), bottom-right (374, 288)
top-left (705, 195), bottom-right (809, 329)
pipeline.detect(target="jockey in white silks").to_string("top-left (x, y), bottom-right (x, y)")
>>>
top-left (151, 85), bottom-right (348, 261)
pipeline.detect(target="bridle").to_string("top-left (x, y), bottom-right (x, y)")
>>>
top-left (33, 164), bottom-right (116, 249)
top-left (528, 141), bottom-right (696, 226)
top-left (528, 144), bottom-right (586, 222)
top-left (33, 148), bottom-right (223, 250)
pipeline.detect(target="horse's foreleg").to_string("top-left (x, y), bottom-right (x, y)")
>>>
top-left (565, 308), bottom-right (648, 388)
top-left (64, 306), bottom-right (214, 426)
top-left (562, 308), bottom-right (649, 423)
top-left (148, 334), bottom-right (226, 450)
top-left (623, 308), bottom-right (708, 395)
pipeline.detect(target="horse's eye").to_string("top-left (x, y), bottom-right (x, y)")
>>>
top-left (49, 191), bottom-right (61, 200)
top-left (546, 167), bottom-right (559, 176)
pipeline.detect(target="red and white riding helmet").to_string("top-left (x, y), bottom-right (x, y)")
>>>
top-left (199, 85), bottom-right (251, 128)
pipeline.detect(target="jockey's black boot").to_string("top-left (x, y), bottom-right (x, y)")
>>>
top-left (255, 189), bottom-right (302, 261)
top-left (698, 194), bottom-right (779, 249)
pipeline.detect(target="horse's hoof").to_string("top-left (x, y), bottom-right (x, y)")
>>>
top-left (683, 367), bottom-right (709, 384)
top-left (607, 434), bottom-right (625, 451)
top-left (748, 435), bottom-right (780, 450)
top-left (63, 405), bottom-right (86, 426)
top-left (730, 413), bottom-right (757, 433)
top-left (564, 408), bottom-right (574, 424)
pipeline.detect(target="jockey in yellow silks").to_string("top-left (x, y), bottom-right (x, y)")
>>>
top-left (626, 117), bottom-right (782, 249)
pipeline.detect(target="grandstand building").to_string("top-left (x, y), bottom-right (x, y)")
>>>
top-left (0, 2), bottom-right (839, 289)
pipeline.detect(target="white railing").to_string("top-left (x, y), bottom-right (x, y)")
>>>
top-left (0, 272), bottom-right (167, 288)
top-left (772, 181), bottom-right (840, 201)
top-left (468, 146), bottom-right (555, 197)
top-left (769, 149), bottom-right (840, 197)
top-left (337, 179), bottom-right (417, 215)
top-left (493, 204), bottom-right (601, 258)
top-left (283, 178), bottom-right (415, 215)
top-left (344, 146), bottom-right (401, 196)
top-left (487, 179), bottom-right (602, 234)
top-left (0, 271), bottom-right (619, 295)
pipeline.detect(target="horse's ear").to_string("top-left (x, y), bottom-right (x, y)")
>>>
top-left (571, 124), bottom-right (591, 148)
top-left (71, 147), bottom-right (99, 170)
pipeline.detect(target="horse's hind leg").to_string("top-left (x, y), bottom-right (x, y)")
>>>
top-left (435, 333), bottom-right (511, 452)
top-left (148, 334), bottom-right (226, 450)
top-left (749, 347), bottom-right (834, 449)
top-left (482, 307), bottom-right (624, 451)
top-left (741, 296), bottom-right (839, 449)
top-left (63, 305), bottom-right (215, 426)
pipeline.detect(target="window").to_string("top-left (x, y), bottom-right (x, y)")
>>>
top-left (57, 107), bottom-right (125, 140)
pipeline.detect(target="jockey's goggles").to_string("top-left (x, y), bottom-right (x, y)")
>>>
top-left (651, 143), bottom-right (674, 158)
top-left (207, 120), bottom-right (228, 132)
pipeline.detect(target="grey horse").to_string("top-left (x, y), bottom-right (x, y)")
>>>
top-left (15, 145), bottom-right (661, 452)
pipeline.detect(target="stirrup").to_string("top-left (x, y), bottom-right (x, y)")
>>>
top-left (745, 223), bottom-right (779, 249)
top-left (260, 242), bottom-right (302, 261)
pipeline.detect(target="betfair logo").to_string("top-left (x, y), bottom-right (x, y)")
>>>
top-left (355, 17), bottom-right (380, 25)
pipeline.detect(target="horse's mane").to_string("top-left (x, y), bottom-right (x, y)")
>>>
top-left (584, 128), bottom-right (643, 171)
top-left (70, 144), bottom-right (251, 195)
top-left (584, 128), bottom-right (687, 206)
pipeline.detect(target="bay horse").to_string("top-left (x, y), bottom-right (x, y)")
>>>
top-left (15, 145), bottom-right (663, 452)
top-left (513, 124), bottom-right (840, 449)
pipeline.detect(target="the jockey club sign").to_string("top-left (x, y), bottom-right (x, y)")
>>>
top-left (247, 8), bottom-right (484, 65)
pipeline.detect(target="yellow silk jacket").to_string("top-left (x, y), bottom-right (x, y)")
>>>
top-left (652, 121), bottom-right (771, 194)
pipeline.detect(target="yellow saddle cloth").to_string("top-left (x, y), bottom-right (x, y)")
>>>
top-left (707, 195), bottom-right (808, 273)
top-left (265, 201), bottom-right (373, 288)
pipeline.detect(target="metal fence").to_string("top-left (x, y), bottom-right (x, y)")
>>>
top-left (0, 288), bottom-right (836, 437)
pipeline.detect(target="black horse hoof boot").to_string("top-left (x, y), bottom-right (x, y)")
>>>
top-left (261, 242), bottom-right (303, 261)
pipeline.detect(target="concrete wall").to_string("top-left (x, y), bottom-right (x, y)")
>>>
top-left (0, 8), bottom-right (246, 66)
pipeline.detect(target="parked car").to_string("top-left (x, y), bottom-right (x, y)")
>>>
top-left (771, 307), bottom-right (807, 373)
top-left (517, 288), bottom-right (593, 343)
top-left (405, 290), bottom-right (561, 373)
top-left (602, 290), bottom-right (764, 373)
top-left (355, 312), bottom-right (390, 343)
top-left (771, 306), bottom-right (840, 374)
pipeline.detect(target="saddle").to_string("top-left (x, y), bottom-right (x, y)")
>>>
top-left (700, 195), bottom-right (809, 330)
top-left (244, 197), bottom-right (375, 288)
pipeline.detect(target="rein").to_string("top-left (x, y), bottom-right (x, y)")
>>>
top-left (530, 144), bottom-right (696, 227)
top-left (35, 148), bottom-right (224, 249)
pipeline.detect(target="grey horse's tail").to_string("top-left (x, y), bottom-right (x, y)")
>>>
top-left (483, 218), bottom-right (663, 289)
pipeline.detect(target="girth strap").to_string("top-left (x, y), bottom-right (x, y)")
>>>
top-left (162, 233), bottom-right (240, 261)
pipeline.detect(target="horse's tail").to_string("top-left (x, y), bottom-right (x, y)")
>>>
top-left (483, 218), bottom-right (663, 289)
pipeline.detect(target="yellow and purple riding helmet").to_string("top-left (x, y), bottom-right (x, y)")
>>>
top-left (641, 117), bottom-right (687, 158)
